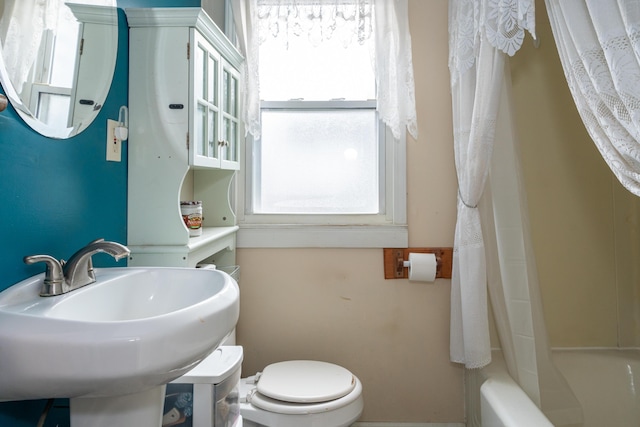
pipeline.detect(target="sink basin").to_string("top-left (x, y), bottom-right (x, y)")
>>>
top-left (0, 266), bottom-right (239, 401)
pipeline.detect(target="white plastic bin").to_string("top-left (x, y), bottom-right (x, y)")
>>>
top-left (217, 265), bottom-right (240, 282)
top-left (164, 346), bottom-right (243, 427)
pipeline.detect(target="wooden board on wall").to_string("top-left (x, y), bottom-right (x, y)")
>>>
top-left (383, 247), bottom-right (453, 280)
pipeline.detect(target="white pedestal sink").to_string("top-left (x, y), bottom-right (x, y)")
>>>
top-left (0, 267), bottom-right (240, 426)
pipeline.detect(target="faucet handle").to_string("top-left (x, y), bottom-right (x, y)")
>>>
top-left (24, 255), bottom-right (65, 296)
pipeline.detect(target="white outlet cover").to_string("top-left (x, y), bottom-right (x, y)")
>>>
top-left (107, 119), bottom-right (121, 162)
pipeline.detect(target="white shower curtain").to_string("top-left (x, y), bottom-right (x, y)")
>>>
top-left (450, 1), bottom-right (585, 424)
top-left (546, 0), bottom-right (640, 197)
top-left (482, 70), bottom-right (584, 426)
top-left (449, 36), bottom-right (504, 369)
top-left (448, 0), bottom-right (535, 369)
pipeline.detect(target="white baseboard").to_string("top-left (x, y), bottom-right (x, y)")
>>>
top-left (353, 423), bottom-right (465, 427)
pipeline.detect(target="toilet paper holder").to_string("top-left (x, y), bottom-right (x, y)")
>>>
top-left (383, 248), bottom-right (453, 280)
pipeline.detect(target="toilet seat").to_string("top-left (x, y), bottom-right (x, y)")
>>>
top-left (258, 360), bottom-right (355, 403)
top-left (246, 360), bottom-right (362, 415)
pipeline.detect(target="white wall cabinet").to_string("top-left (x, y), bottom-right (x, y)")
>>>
top-left (125, 7), bottom-right (243, 268)
top-left (67, 4), bottom-right (118, 130)
top-left (191, 30), bottom-right (241, 169)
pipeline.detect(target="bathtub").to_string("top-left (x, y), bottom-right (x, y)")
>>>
top-left (467, 349), bottom-right (640, 427)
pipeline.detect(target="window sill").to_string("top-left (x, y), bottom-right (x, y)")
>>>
top-left (237, 224), bottom-right (408, 248)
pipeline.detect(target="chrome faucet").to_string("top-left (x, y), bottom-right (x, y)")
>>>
top-left (62, 239), bottom-right (130, 292)
top-left (22, 254), bottom-right (65, 296)
top-left (24, 239), bottom-right (130, 297)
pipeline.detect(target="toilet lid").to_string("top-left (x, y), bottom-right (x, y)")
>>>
top-left (256, 360), bottom-right (356, 403)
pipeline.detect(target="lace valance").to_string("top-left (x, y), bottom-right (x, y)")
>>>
top-left (449, 0), bottom-right (536, 81)
top-left (232, 0), bottom-right (418, 141)
top-left (257, 0), bottom-right (373, 47)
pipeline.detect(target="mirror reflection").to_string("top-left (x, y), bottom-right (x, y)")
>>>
top-left (0, 0), bottom-right (117, 139)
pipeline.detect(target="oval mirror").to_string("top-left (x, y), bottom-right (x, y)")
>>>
top-left (0, 0), bottom-right (118, 139)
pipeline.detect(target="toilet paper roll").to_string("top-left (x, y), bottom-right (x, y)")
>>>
top-left (407, 253), bottom-right (437, 282)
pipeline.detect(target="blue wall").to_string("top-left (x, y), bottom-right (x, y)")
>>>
top-left (0, 7), bottom-right (129, 425)
top-left (0, 9), bottom-right (129, 292)
top-left (0, 0), bottom-right (200, 293)
top-left (0, 1), bottom-right (198, 425)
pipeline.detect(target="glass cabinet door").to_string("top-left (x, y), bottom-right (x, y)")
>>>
top-left (191, 31), bottom-right (240, 170)
top-left (191, 31), bottom-right (221, 168)
top-left (220, 60), bottom-right (240, 170)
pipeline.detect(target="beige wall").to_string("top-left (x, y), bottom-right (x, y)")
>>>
top-left (236, 0), bottom-right (464, 423)
top-left (236, 0), bottom-right (640, 422)
top-left (510, 0), bottom-right (640, 348)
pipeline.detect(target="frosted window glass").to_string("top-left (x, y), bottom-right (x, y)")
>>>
top-left (255, 109), bottom-right (379, 214)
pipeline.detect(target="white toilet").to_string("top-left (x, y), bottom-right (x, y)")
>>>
top-left (239, 360), bottom-right (364, 427)
top-left (198, 264), bottom-right (363, 426)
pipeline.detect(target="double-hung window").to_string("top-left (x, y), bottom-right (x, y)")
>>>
top-left (236, 0), bottom-right (413, 248)
top-left (29, 25), bottom-right (77, 127)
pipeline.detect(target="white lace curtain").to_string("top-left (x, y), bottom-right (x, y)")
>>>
top-left (546, 0), bottom-right (640, 197)
top-left (256, 0), bottom-right (373, 47)
top-left (448, 0), bottom-right (535, 369)
top-left (0, 0), bottom-right (61, 95)
top-left (231, 0), bottom-right (418, 141)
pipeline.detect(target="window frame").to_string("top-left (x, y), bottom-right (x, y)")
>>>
top-left (236, 100), bottom-right (407, 248)
top-left (29, 83), bottom-right (72, 125)
top-left (235, 7), bottom-right (408, 248)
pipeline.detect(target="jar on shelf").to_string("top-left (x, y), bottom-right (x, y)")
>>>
top-left (180, 201), bottom-right (203, 237)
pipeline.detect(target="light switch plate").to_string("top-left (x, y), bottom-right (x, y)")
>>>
top-left (106, 119), bottom-right (121, 162)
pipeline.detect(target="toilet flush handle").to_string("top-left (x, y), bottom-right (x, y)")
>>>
top-left (245, 388), bottom-right (257, 403)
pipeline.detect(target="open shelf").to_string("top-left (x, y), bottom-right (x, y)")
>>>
top-left (128, 226), bottom-right (239, 268)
